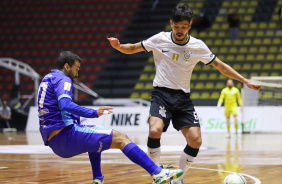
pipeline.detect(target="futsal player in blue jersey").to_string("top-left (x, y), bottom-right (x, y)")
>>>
top-left (37, 51), bottom-right (183, 184)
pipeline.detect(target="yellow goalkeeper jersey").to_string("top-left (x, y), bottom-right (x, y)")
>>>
top-left (218, 87), bottom-right (242, 108)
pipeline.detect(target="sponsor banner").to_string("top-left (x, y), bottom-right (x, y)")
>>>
top-left (27, 106), bottom-right (282, 133)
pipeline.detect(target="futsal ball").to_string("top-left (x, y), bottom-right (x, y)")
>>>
top-left (223, 173), bottom-right (247, 184)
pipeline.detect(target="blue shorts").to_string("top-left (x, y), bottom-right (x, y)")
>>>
top-left (48, 124), bottom-right (113, 158)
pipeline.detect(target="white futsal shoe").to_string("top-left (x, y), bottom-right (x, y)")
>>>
top-left (152, 165), bottom-right (175, 184)
top-left (152, 168), bottom-right (184, 184)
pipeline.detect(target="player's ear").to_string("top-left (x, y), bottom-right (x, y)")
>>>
top-left (64, 63), bottom-right (70, 71)
top-left (170, 20), bottom-right (173, 27)
top-left (189, 21), bottom-right (193, 26)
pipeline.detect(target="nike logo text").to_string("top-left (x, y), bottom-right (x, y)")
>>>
top-left (186, 159), bottom-right (193, 163)
top-left (162, 50), bottom-right (169, 53)
top-left (150, 151), bottom-right (157, 154)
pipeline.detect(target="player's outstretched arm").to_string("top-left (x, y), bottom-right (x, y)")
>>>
top-left (210, 57), bottom-right (261, 91)
top-left (59, 97), bottom-right (113, 118)
top-left (107, 37), bottom-right (145, 54)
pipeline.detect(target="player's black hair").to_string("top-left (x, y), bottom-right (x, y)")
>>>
top-left (171, 3), bottom-right (193, 23)
top-left (56, 51), bottom-right (82, 69)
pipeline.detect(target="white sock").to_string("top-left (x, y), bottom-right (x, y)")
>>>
top-left (148, 147), bottom-right (161, 166)
top-left (172, 151), bottom-right (195, 183)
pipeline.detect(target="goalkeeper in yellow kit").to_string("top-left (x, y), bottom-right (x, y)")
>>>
top-left (217, 79), bottom-right (242, 138)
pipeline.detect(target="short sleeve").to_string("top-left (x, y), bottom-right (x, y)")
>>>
top-left (199, 41), bottom-right (216, 65)
top-left (141, 32), bottom-right (162, 53)
top-left (54, 77), bottom-right (74, 101)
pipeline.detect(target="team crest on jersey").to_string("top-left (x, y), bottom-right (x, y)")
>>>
top-left (159, 106), bottom-right (166, 118)
top-left (183, 50), bottom-right (192, 61)
top-left (172, 53), bottom-right (180, 62)
top-left (64, 82), bottom-right (71, 91)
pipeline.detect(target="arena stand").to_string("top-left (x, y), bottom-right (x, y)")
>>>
top-left (0, 0), bottom-right (141, 103)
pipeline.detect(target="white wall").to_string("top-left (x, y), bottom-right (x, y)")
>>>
top-left (27, 106), bottom-right (282, 133)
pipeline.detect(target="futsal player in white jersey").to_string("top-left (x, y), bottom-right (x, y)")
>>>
top-left (108, 3), bottom-right (261, 184)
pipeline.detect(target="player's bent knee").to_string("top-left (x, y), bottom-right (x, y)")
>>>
top-left (111, 130), bottom-right (132, 149)
top-left (149, 127), bottom-right (162, 138)
top-left (189, 136), bottom-right (202, 148)
top-left (195, 137), bottom-right (202, 147)
top-left (118, 133), bottom-right (132, 150)
top-left (112, 130), bottom-right (127, 142)
top-left (149, 117), bottom-right (164, 138)
top-left (120, 132), bottom-right (130, 142)
top-left (150, 126), bottom-right (162, 135)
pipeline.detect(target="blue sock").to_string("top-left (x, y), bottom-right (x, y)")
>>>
top-left (88, 152), bottom-right (104, 182)
top-left (122, 142), bottom-right (162, 175)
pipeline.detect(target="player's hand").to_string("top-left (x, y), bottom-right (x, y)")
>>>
top-left (97, 106), bottom-right (114, 117)
top-left (240, 106), bottom-right (243, 112)
top-left (244, 79), bottom-right (261, 91)
top-left (107, 37), bottom-right (120, 49)
top-left (217, 104), bottom-right (220, 110)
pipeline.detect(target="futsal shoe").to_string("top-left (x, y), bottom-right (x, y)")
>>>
top-left (152, 169), bottom-right (184, 184)
top-left (92, 179), bottom-right (103, 184)
top-left (168, 179), bottom-right (186, 184)
top-left (152, 165), bottom-right (175, 184)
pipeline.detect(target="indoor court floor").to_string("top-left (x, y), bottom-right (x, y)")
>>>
top-left (0, 132), bottom-right (281, 184)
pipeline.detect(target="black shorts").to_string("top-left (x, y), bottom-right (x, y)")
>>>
top-left (149, 87), bottom-right (200, 132)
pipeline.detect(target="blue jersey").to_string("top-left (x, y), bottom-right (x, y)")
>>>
top-left (38, 69), bottom-right (79, 145)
